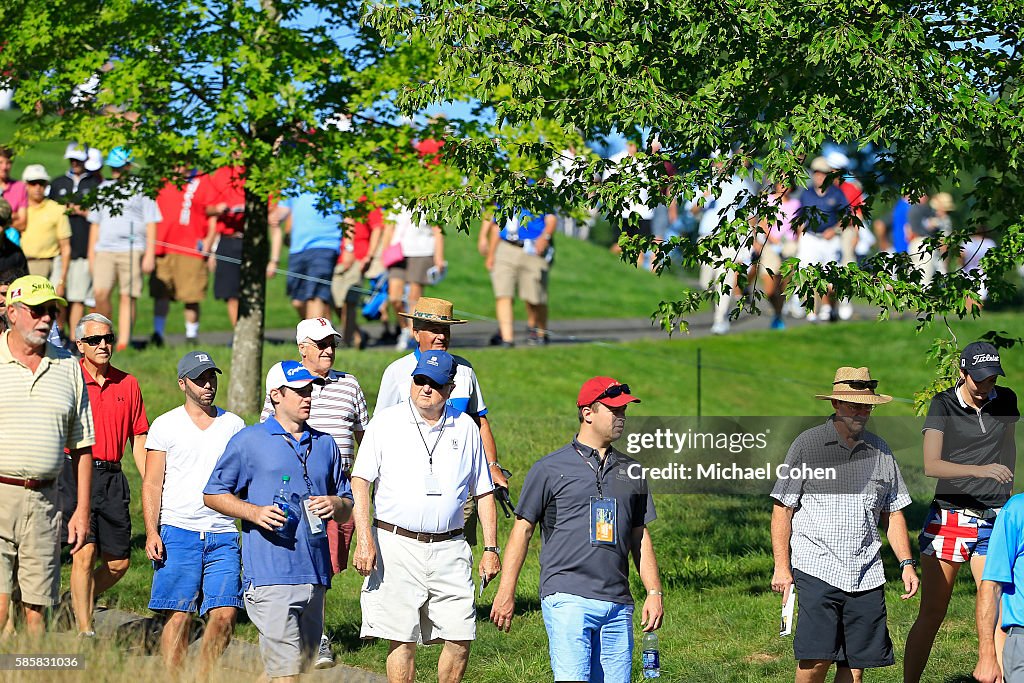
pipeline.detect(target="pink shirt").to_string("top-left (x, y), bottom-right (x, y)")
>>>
top-left (1, 180), bottom-right (27, 213)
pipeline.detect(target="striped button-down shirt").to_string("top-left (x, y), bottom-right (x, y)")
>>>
top-left (0, 331), bottom-right (95, 479)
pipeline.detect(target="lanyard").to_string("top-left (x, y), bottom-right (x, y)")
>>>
top-left (410, 400), bottom-right (447, 474)
top-left (280, 434), bottom-right (315, 494)
top-left (574, 444), bottom-right (608, 497)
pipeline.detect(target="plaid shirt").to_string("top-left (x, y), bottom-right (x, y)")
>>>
top-left (771, 417), bottom-right (912, 592)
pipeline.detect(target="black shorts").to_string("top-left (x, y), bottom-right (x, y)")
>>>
top-left (612, 216), bottom-right (654, 239)
top-left (792, 568), bottom-right (894, 669)
top-left (213, 235), bottom-right (242, 301)
top-left (58, 460), bottom-right (132, 559)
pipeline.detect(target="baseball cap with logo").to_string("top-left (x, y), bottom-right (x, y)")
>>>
top-left (577, 376), bottom-right (641, 408)
top-left (411, 350), bottom-right (457, 386)
top-left (6, 275), bottom-right (68, 308)
top-left (85, 147), bottom-right (104, 173)
top-left (295, 317), bottom-right (341, 344)
top-left (266, 360), bottom-right (326, 392)
top-left (177, 350), bottom-right (222, 380)
top-left (960, 341), bottom-right (1005, 381)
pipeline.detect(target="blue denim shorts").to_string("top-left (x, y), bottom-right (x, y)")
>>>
top-left (149, 525), bottom-right (243, 615)
top-left (541, 593), bottom-right (634, 683)
top-left (286, 248), bottom-right (338, 305)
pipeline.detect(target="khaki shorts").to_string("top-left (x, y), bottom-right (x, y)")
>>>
top-left (388, 255), bottom-right (433, 286)
top-left (93, 251), bottom-right (144, 298)
top-left (65, 258), bottom-right (93, 304)
top-left (360, 527), bottom-right (476, 644)
top-left (0, 484), bottom-right (61, 606)
top-left (331, 263), bottom-right (364, 306)
top-left (490, 240), bottom-right (550, 305)
top-left (27, 258), bottom-right (55, 279)
top-left (151, 253), bottom-right (208, 303)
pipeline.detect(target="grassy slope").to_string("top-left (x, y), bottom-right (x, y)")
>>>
top-left (77, 312), bottom-right (1024, 682)
top-left (1, 110), bottom-right (688, 335)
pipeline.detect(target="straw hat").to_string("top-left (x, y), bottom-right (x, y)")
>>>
top-left (398, 297), bottom-right (468, 325)
top-left (815, 367), bottom-right (892, 405)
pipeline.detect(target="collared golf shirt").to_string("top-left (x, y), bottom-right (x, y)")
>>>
top-left (771, 418), bottom-right (911, 592)
top-left (0, 332), bottom-right (94, 479)
top-left (352, 398), bottom-right (492, 534)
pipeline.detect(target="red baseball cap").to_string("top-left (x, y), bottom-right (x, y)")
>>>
top-left (577, 376), bottom-right (641, 408)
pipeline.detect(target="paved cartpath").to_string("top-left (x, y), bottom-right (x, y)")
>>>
top-left (144, 304), bottom-right (895, 350)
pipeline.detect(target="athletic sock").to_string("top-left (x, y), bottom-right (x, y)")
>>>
top-left (185, 321), bottom-right (199, 338)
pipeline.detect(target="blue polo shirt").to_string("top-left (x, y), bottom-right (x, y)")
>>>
top-left (499, 209), bottom-right (546, 241)
top-left (515, 439), bottom-right (656, 605)
top-left (798, 185), bottom-right (848, 234)
top-left (282, 192), bottom-right (342, 254)
top-left (204, 415), bottom-right (351, 588)
top-left (983, 493), bottom-right (1024, 629)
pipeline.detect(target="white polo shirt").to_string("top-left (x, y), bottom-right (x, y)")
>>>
top-left (375, 350), bottom-right (488, 417)
top-left (352, 398), bottom-right (493, 534)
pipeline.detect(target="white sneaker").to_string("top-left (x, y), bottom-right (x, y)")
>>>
top-left (395, 327), bottom-right (411, 351)
top-left (818, 305), bottom-right (832, 321)
top-left (788, 296), bottom-right (806, 319)
top-left (315, 635), bottom-right (335, 669)
top-left (710, 321), bottom-right (730, 335)
top-left (805, 311), bottom-right (819, 322)
top-left (838, 300), bottom-right (854, 321)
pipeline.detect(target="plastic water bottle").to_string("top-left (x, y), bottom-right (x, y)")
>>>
top-left (641, 631), bottom-right (661, 678)
top-left (273, 476), bottom-right (297, 538)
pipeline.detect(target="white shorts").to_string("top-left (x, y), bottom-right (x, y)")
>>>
top-left (360, 527), bottom-right (476, 644)
top-left (797, 233), bottom-right (840, 266)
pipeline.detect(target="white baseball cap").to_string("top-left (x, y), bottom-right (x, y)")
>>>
top-left (825, 151), bottom-right (851, 171)
top-left (295, 317), bottom-right (341, 344)
top-left (266, 360), bottom-right (326, 392)
top-left (21, 165), bottom-right (50, 183)
top-left (64, 143), bottom-right (89, 162)
top-left (85, 147), bottom-right (103, 172)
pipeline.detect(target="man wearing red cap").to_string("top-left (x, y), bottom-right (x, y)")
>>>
top-left (490, 377), bottom-right (664, 682)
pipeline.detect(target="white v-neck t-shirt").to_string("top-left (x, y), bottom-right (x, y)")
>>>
top-left (147, 405), bottom-right (246, 533)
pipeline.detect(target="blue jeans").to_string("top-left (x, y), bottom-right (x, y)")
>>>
top-left (541, 593), bottom-right (634, 683)
top-left (149, 525), bottom-right (243, 615)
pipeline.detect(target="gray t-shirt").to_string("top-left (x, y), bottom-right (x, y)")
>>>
top-left (516, 439), bottom-right (656, 604)
top-left (88, 180), bottom-right (162, 253)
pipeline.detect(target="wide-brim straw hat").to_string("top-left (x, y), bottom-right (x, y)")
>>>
top-left (815, 367), bottom-right (893, 405)
top-left (398, 297), bottom-right (468, 324)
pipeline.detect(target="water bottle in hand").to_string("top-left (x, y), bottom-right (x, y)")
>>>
top-left (273, 476), bottom-right (298, 538)
top-left (641, 631), bottom-right (660, 678)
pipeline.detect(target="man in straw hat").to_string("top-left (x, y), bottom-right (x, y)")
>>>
top-left (905, 341), bottom-right (1018, 683)
top-left (770, 367), bottom-right (919, 682)
top-left (0, 275), bottom-right (94, 636)
top-left (376, 297), bottom-right (505, 498)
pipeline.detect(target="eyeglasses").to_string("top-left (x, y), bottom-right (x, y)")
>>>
top-left (80, 333), bottom-right (116, 346)
top-left (15, 302), bottom-right (59, 319)
top-left (596, 383), bottom-right (631, 401)
top-left (413, 375), bottom-right (447, 391)
top-left (302, 337), bottom-right (339, 350)
top-left (835, 379), bottom-right (878, 391)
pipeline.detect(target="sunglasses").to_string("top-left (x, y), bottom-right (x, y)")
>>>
top-left (413, 375), bottom-right (447, 391)
top-left (26, 180), bottom-right (48, 186)
top-left (835, 379), bottom-right (878, 391)
top-left (16, 302), bottom-right (59, 319)
top-left (303, 337), bottom-right (339, 350)
top-left (80, 333), bottom-right (116, 346)
top-left (596, 383), bottom-right (631, 401)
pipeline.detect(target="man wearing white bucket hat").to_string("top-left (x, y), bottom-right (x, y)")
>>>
top-left (770, 367), bottom-right (919, 682)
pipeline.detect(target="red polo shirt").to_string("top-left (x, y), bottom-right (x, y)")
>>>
top-left (81, 360), bottom-right (149, 463)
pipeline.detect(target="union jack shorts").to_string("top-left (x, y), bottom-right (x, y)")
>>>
top-left (918, 504), bottom-right (999, 563)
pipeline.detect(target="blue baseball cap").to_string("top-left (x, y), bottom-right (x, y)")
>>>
top-left (266, 360), bottom-right (326, 392)
top-left (411, 350), bottom-right (457, 386)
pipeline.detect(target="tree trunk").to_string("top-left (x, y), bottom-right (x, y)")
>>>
top-left (227, 188), bottom-right (269, 416)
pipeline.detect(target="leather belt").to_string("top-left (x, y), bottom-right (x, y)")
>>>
top-left (502, 238), bottom-right (525, 248)
top-left (1009, 626), bottom-right (1024, 636)
top-left (373, 520), bottom-right (463, 543)
top-left (93, 460), bottom-right (122, 472)
top-left (0, 475), bottom-right (55, 490)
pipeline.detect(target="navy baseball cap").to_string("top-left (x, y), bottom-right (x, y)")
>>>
top-left (177, 350), bottom-right (221, 380)
top-left (960, 341), bottom-right (1005, 381)
top-left (411, 350), bottom-right (457, 386)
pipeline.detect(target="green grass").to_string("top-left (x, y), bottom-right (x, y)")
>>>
top-left (48, 311), bottom-right (1021, 682)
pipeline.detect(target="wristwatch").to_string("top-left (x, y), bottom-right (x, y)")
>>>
top-left (483, 546), bottom-right (501, 555)
top-left (899, 558), bottom-right (918, 570)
